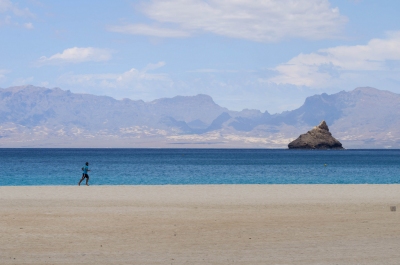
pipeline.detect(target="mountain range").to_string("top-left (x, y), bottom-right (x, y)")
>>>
top-left (0, 85), bottom-right (399, 148)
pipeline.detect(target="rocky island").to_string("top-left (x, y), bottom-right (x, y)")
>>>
top-left (288, 121), bottom-right (344, 149)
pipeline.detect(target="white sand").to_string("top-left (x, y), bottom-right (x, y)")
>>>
top-left (1, 185), bottom-right (400, 264)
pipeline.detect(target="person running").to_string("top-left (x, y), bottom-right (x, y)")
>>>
top-left (78, 162), bottom-right (90, 186)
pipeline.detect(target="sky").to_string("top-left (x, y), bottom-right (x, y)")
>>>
top-left (1, 0), bottom-right (400, 114)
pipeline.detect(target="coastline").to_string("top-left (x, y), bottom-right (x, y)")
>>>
top-left (1, 185), bottom-right (400, 264)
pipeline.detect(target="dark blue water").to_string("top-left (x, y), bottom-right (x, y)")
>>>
top-left (0, 149), bottom-right (399, 186)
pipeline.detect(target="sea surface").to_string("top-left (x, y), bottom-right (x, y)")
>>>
top-left (0, 149), bottom-right (399, 186)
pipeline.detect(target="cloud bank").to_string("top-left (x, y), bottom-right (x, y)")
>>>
top-left (109, 0), bottom-right (347, 42)
top-left (0, 0), bottom-right (34, 28)
top-left (269, 31), bottom-right (400, 88)
top-left (0, 0), bottom-right (33, 17)
top-left (108, 24), bottom-right (189, 38)
top-left (58, 62), bottom-right (169, 89)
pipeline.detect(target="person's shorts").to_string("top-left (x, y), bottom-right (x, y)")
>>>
top-left (83, 174), bottom-right (89, 178)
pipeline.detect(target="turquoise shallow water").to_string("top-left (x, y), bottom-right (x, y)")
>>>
top-left (0, 149), bottom-right (399, 186)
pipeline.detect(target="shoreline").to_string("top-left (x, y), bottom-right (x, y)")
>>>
top-left (1, 185), bottom-right (400, 264)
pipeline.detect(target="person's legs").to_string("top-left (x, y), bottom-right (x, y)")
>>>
top-left (78, 174), bottom-right (85, 186)
top-left (85, 174), bottom-right (89, 186)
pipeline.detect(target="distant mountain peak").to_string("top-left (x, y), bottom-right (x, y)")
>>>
top-left (348, 87), bottom-right (400, 102)
top-left (353, 86), bottom-right (379, 92)
top-left (316, 120), bottom-right (329, 131)
top-left (351, 86), bottom-right (396, 96)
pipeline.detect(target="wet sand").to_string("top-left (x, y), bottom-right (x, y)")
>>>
top-left (1, 185), bottom-right (400, 264)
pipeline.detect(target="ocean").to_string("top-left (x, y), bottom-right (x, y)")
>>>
top-left (0, 148), bottom-right (399, 186)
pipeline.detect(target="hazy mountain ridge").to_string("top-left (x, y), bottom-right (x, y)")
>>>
top-left (0, 85), bottom-right (399, 148)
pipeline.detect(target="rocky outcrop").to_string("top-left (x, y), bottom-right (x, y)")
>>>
top-left (288, 121), bottom-right (344, 149)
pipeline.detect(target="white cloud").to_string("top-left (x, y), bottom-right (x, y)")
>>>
top-left (56, 62), bottom-right (175, 101)
top-left (58, 62), bottom-right (169, 90)
top-left (0, 0), bottom-right (33, 17)
top-left (187, 69), bottom-right (240, 73)
top-left (142, 61), bottom-right (166, 72)
top-left (38, 47), bottom-right (113, 65)
top-left (107, 24), bottom-right (189, 38)
top-left (269, 31), bottom-right (400, 88)
top-left (0, 69), bottom-right (10, 81)
top-left (12, 76), bottom-right (34, 86)
top-left (39, 81), bottom-right (49, 87)
top-left (23, 22), bottom-right (33, 29)
top-left (0, 0), bottom-right (12, 12)
top-left (110, 0), bottom-right (347, 42)
top-left (0, 0), bottom-right (34, 28)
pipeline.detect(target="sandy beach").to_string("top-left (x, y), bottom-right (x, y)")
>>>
top-left (1, 185), bottom-right (400, 264)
